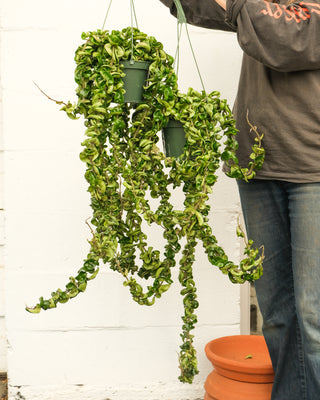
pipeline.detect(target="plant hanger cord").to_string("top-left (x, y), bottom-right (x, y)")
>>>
top-left (101, 0), bottom-right (139, 63)
top-left (129, 0), bottom-right (139, 62)
top-left (101, 0), bottom-right (113, 30)
top-left (101, 0), bottom-right (139, 37)
top-left (173, 0), bottom-right (206, 94)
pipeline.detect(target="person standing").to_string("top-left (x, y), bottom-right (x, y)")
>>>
top-left (158, 1), bottom-right (320, 399)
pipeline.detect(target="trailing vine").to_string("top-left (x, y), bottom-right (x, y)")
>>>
top-left (27, 27), bottom-right (265, 384)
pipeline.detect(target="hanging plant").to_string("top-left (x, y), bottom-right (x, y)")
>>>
top-left (27, 27), bottom-right (265, 384)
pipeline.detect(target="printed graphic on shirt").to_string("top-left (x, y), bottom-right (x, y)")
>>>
top-left (260, 1), bottom-right (320, 22)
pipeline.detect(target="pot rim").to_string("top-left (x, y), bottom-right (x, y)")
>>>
top-left (121, 59), bottom-right (152, 69)
top-left (205, 335), bottom-right (274, 375)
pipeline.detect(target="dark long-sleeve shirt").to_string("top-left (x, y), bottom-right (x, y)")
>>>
top-left (160, 0), bottom-right (320, 182)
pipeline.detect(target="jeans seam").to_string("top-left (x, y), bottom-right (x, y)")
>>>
top-left (296, 313), bottom-right (308, 400)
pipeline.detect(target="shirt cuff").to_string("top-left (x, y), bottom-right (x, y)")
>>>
top-left (159, 0), bottom-right (173, 7)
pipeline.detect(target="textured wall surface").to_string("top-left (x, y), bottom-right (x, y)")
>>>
top-left (1, 1), bottom-right (244, 399)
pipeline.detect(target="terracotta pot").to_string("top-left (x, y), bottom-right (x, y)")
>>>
top-left (204, 335), bottom-right (274, 400)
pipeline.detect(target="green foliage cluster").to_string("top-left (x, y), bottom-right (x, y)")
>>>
top-left (27, 27), bottom-right (265, 383)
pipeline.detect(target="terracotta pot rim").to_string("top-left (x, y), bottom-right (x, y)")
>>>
top-left (205, 335), bottom-right (274, 375)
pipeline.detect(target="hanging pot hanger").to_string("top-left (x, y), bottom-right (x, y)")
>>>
top-left (172, 0), bottom-right (206, 94)
top-left (102, 0), bottom-right (139, 31)
top-left (101, 0), bottom-right (139, 64)
top-left (100, 0), bottom-right (206, 91)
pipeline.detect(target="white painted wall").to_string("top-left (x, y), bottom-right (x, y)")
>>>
top-left (1, 0), bottom-right (244, 399)
top-left (0, 9), bottom-right (6, 372)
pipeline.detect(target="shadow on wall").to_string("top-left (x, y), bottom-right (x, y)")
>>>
top-left (250, 283), bottom-right (263, 335)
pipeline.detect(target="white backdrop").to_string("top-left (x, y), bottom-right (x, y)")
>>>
top-left (1, 1), bottom-right (244, 399)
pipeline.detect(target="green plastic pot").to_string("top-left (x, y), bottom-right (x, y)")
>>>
top-left (121, 60), bottom-right (151, 103)
top-left (162, 119), bottom-right (186, 158)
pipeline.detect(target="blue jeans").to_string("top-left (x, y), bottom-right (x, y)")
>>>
top-left (237, 179), bottom-right (320, 400)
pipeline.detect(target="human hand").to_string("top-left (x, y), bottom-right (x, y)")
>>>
top-left (214, 0), bottom-right (227, 10)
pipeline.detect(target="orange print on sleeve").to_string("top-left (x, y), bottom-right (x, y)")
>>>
top-left (260, 1), bottom-right (320, 22)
